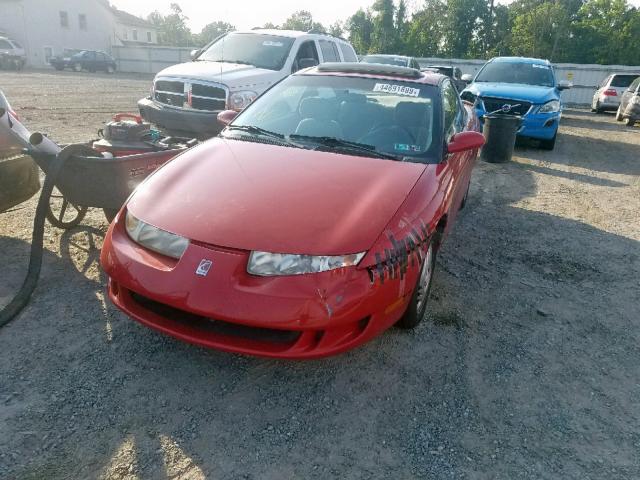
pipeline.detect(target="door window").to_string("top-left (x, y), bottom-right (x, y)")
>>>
top-left (339, 43), bottom-right (358, 62)
top-left (627, 77), bottom-right (640, 93)
top-left (319, 40), bottom-right (339, 62)
top-left (442, 80), bottom-right (462, 138)
top-left (293, 40), bottom-right (319, 72)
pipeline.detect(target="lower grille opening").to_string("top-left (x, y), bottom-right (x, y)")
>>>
top-left (130, 292), bottom-right (301, 345)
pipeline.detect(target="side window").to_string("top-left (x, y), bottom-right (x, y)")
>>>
top-left (339, 43), bottom-right (358, 62)
top-left (442, 80), bottom-right (462, 138)
top-left (0, 39), bottom-right (12, 49)
top-left (600, 76), bottom-right (610, 88)
top-left (630, 78), bottom-right (640, 92)
top-left (319, 40), bottom-right (339, 62)
top-left (292, 40), bottom-right (319, 72)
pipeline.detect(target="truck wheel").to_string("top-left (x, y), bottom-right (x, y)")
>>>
top-left (396, 240), bottom-right (436, 330)
top-left (625, 117), bottom-right (636, 127)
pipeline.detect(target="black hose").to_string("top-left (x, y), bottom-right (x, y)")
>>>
top-left (0, 147), bottom-right (73, 327)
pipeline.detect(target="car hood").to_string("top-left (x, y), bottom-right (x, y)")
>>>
top-left (466, 82), bottom-right (558, 104)
top-left (127, 138), bottom-right (426, 256)
top-left (156, 61), bottom-right (281, 91)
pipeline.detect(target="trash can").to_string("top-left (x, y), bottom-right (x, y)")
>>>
top-left (480, 114), bottom-right (522, 163)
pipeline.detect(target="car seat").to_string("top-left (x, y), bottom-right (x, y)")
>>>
top-left (295, 97), bottom-right (342, 138)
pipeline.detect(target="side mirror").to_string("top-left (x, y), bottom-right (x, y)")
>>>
top-left (190, 49), bottom-right (200, 61)
top-left (557, 80), bottom-right (572, 90)
top-left (447, 131), bottom-right (485, 154)
top-left (461, 73), bottom-right (473, 83)
top-left (298, 58), bottom-right (319, 70)
top-left (217, 109), bottom-right (238, 127)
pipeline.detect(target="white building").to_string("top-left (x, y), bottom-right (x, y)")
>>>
top-left (0, 0), bottom-right (158, 67)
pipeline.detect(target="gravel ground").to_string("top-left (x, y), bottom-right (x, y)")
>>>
top-left (1, 70), bottom-right (639, 479)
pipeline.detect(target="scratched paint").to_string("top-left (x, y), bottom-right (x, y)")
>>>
top-left (368, 219), bottom-right (431, 284)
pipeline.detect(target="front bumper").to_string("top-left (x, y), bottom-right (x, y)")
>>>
top-left (477, 105), bottom-right (560, 140)
top-left (138, 97), bottom-right (223, 136)
top-left (101, 213), bottom-right (417, 359)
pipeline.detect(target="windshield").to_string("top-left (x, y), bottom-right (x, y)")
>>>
top-left (610, 75), bottom-right (638, 88)
top-left (475, 61), bottom-right (555, 87)
top-left (225, 74), bottom-right (441, 162)
top-left (198, 33), bottom-right (295, 71)
top-left (361, 55), bottom-right (409, 67)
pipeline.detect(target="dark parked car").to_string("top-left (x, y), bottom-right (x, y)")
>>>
top-left (422, 65), bottom-right (466, 91)
top-left (51, 50), bottom-right (116, 73)
top-left (615, 76), bottom-right (640, 126)
top-left (361, 54), bottom-right (422, 69)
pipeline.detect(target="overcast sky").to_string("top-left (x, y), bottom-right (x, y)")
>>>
top-left (112, 0), bottom-right (640, 33)
top-left (111, 0), bottom-right (411, 33)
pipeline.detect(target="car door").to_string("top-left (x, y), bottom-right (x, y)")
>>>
top-left (439, 79), bottom-right (468, 231)
top-left (82, 51), bottom-right (96, 70)
top-left (291, 40), bottom-right (320, 73)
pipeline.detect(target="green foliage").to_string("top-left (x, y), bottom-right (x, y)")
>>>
top-left (144, 0), bottom-right (640, 65)
top-left (196, 21), bottom-right (235, 47)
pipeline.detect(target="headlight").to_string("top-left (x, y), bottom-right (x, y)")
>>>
top-left (247, 251), bottom-right (366, 276)
top-left (125, 211), bottom-right (189, 259)
top-left (228, 90), bottom-right (257, 111)
top-left (539, 100), bottom-right (561, 113)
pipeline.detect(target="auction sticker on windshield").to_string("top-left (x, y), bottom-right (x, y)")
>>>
top-left (373, 84), bottom-right (420, 97)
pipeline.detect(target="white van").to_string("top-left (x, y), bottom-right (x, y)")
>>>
top-left (138, 29), bottom-right (359, 136)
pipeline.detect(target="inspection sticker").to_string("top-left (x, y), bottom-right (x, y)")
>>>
top-left (373, 83), bottom-right (420, 97)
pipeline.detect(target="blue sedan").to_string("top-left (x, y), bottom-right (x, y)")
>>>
top-left (461, 57), bottom-right (571, 150)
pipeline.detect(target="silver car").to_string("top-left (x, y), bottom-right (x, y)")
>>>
top-left (615, 76), bottom-right (640, 126)
top-left (0, 35), bottom-right (26, 71)
top-left (591, 73), bottom-right (639, 113)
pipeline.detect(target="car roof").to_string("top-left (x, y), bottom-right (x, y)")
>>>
top-left (301, 62), bottom-right (442, 86)
top-left (237, 29), bottom-right (347, 42)
top-left (490, 56), bottom-right (551, 65)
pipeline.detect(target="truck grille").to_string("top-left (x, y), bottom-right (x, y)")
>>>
top-left (482, 97), bottom-right (532, 116)
top-left (153, 79), bottom-right (227, 112)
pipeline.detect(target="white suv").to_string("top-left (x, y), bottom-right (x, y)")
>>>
top-left (0, 35), bottom-right (26, 71)
top-left (138, 29), bottom-right (359, 136)
top-left (591, 73), bottom-right (639, 113)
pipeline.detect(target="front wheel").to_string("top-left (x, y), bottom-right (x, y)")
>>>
top-left (539, 132), bottom-right (557, 150)
top-left (396, 240), bottom-right (436, 329)
top-left (615, 106), bottom-right (624, 121)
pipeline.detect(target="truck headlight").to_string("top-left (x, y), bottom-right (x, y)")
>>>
top-left (247, 251), bottom-right (366, 276)
top-left (228, 91), bottom-right (257, 111)
top-left (539, 100), bottom-right (560, 113)
top-left (125, 211), bottom-right (189, 259)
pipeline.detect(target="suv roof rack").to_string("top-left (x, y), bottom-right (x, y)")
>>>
top-left (316, 62), bottom-right (423, 79)
top-left (306, 29), bottom-right (349, 43)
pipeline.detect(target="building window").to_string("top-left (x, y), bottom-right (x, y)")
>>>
top-left (123, 30), bottom-right (128, 40)
top-left (133, 30), bottom-right (138, 41)
top-left (147, 31), bottom-right (152, 43)
top-left (60, 11), bottom-right (69, 28)
top-left (79, 14), bottom-right (87, 31)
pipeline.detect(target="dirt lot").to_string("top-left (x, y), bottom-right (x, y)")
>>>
top-left (1, 70), bottom-right (639, 479)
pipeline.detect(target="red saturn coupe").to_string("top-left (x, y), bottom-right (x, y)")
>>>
top-left (100, 62), bottom-right (484, 359)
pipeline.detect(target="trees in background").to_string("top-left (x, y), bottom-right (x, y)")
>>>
top-left (146, 1), bottom-right (640, 65)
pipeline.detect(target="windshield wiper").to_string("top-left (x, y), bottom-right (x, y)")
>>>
top-left (224, 125), bottom-right (301, 147)
top-left (289, 135), bottom-right (400, 160)
top-left (221, 59), bottom-right (254, 66)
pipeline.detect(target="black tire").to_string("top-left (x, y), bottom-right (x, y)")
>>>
top-left (103, 208), bottom-right (119, 223)
top-left (625, 117), bottom-right (636, 127)
top-left (46, 187), bottom-right (88, 229)
top-left (459, 181), bottom-right (470, 210)
top-left (539, 132), bottom-right (557, 151)
top-left (615, 106), bottom-right (624, 122)
top-left (396, 240), bottom-right (436, 329)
